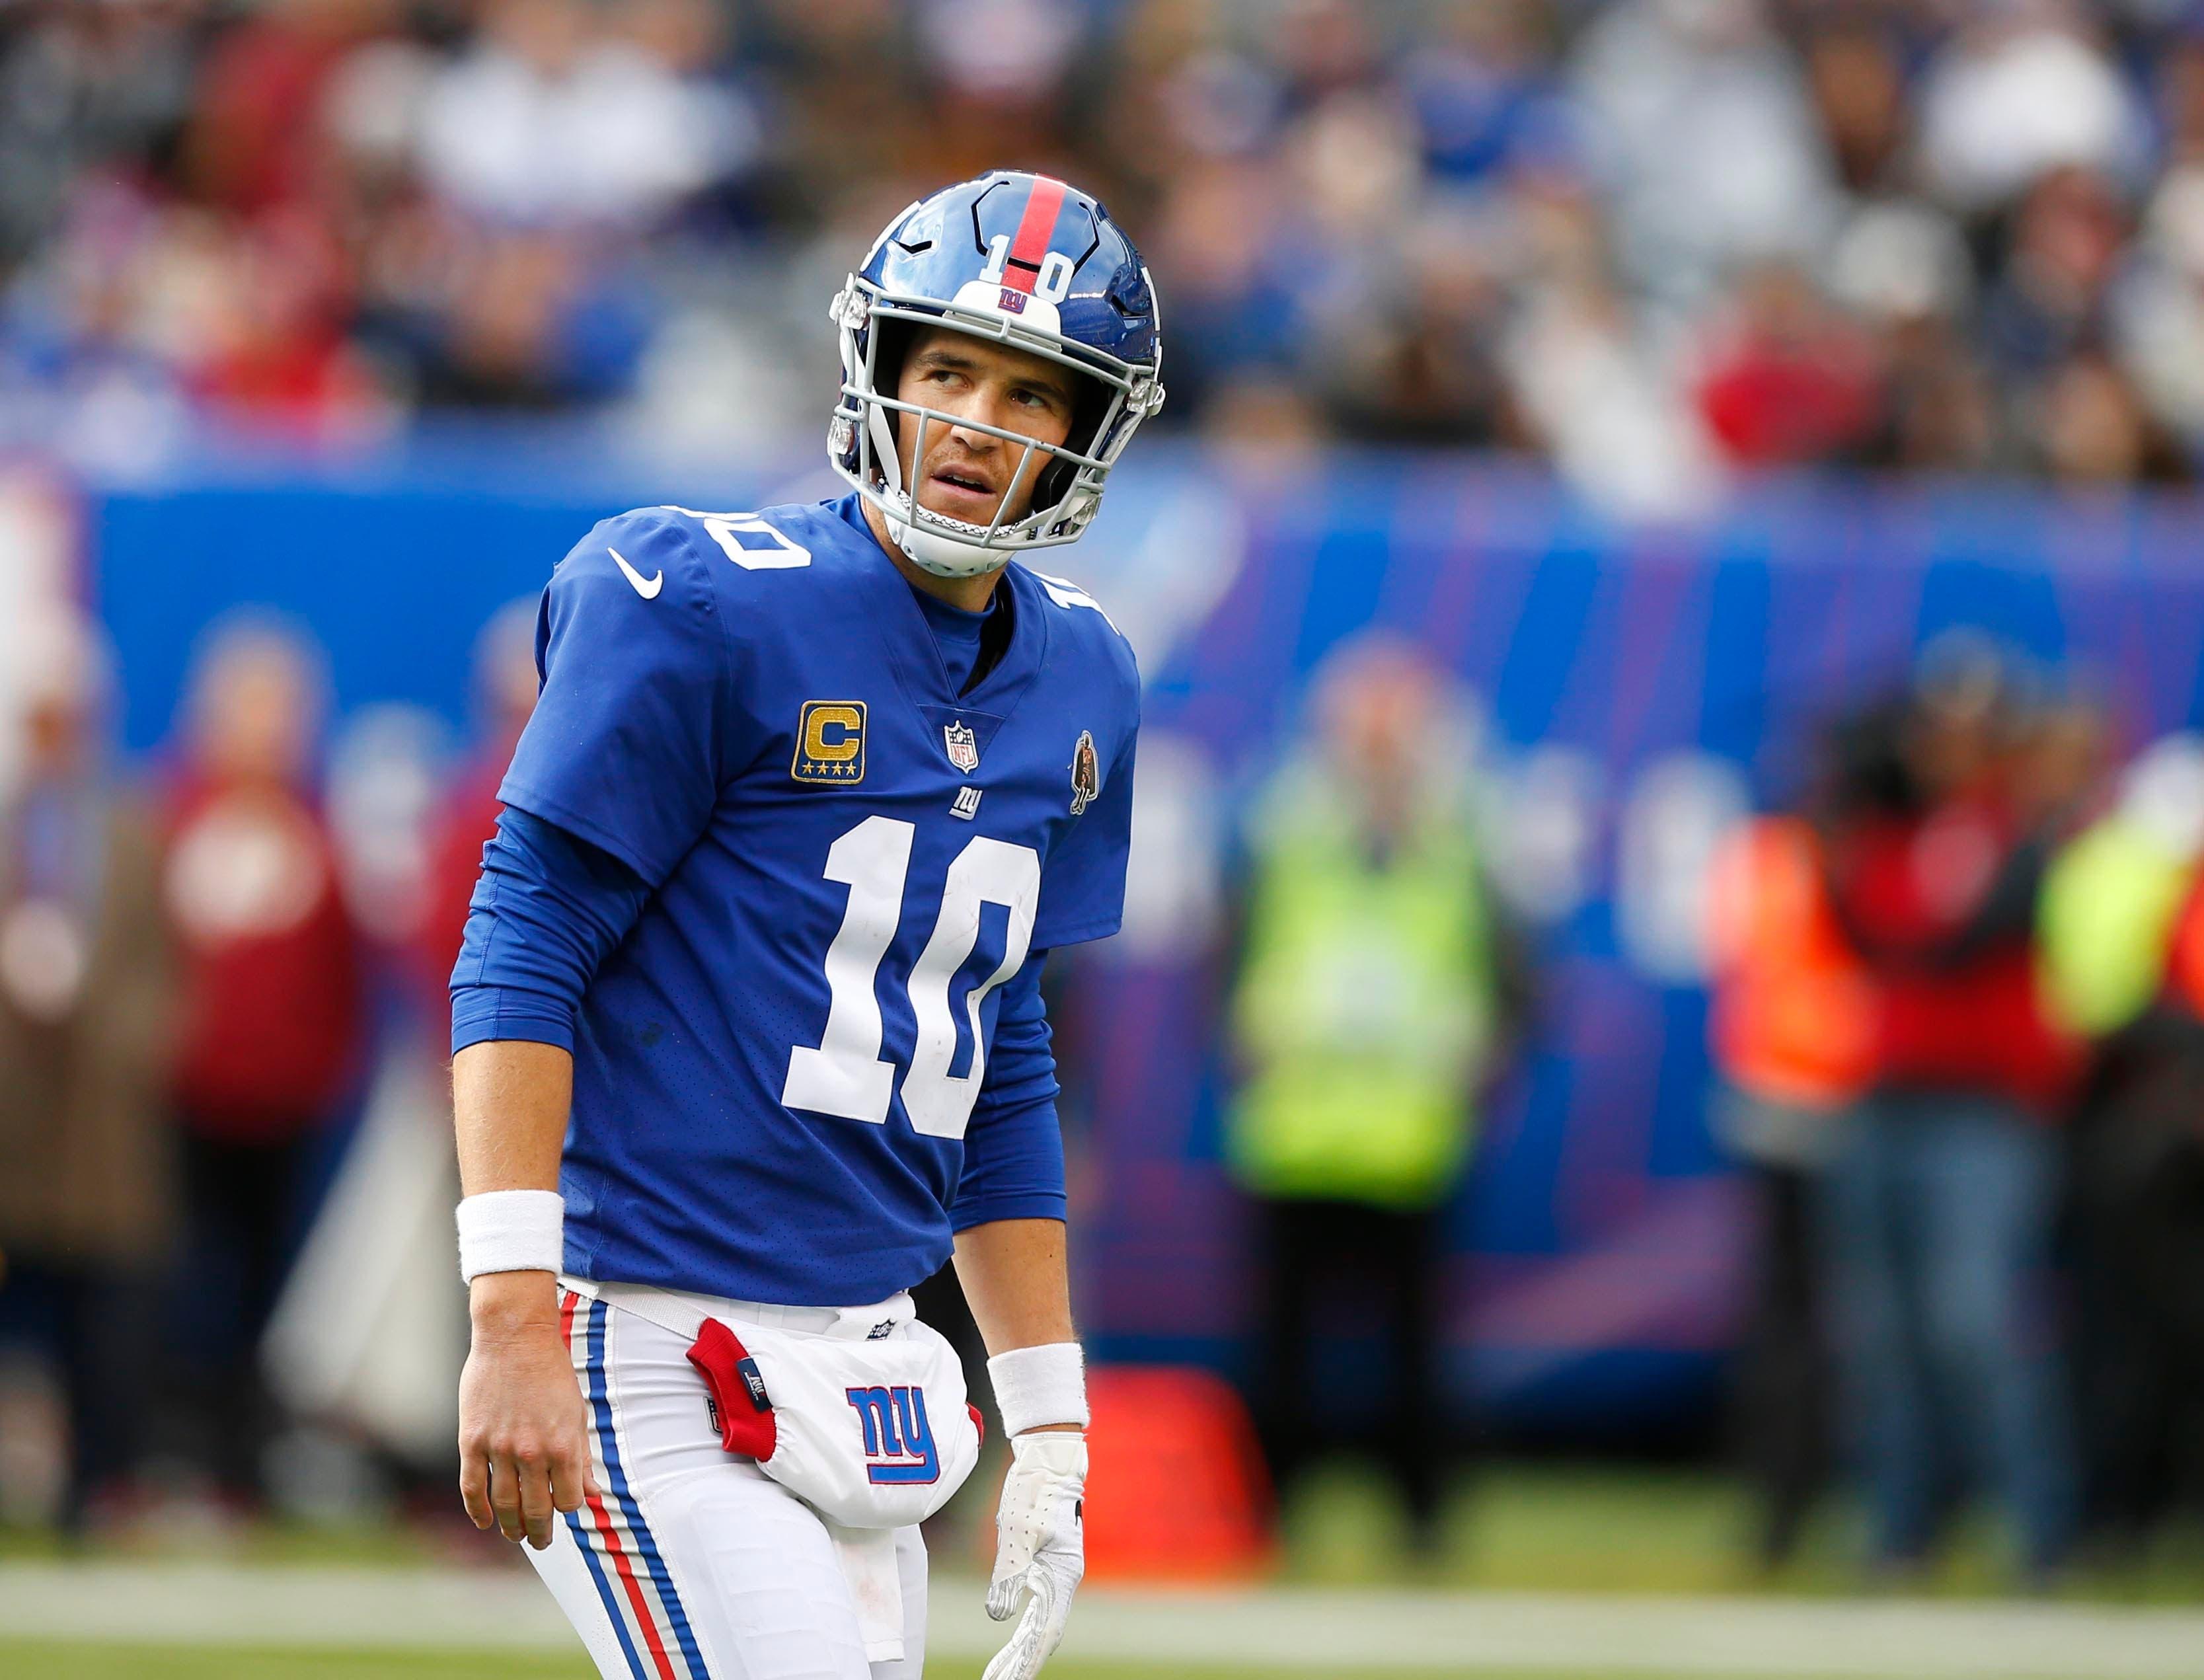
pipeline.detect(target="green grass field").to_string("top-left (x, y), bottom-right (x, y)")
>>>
top-left (1272, 1460), bottom-right (2204, 1603)
top-left (10, 1459), bottom-right (2193, 1601)
top-left (0, 1652), bottom-right (1835, 1680)
top-left (3, 1463), bottom-right (2199, 1679)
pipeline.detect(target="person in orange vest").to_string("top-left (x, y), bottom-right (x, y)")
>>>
top-left (1705, 804), bottom-right (1878, 1568)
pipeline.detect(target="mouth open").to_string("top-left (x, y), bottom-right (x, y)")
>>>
top-left (923, 464), bottom-right (1005, 522)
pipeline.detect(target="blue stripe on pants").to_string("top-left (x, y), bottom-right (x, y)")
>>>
top-left (568, 1503), bottom-right (650, 1680)
top-left (586, 1297), bottom-right (711, 1678)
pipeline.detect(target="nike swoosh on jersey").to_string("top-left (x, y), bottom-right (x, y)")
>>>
top-left (609, 547), bottom-right (664, 599)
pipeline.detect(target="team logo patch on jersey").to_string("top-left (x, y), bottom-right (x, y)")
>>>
top-left (1070, 729), bottom-right (1100, 816)
top-left (943, 720), bottom-right (980, 773)
top-left (792, 701), bottom-right (866, 784)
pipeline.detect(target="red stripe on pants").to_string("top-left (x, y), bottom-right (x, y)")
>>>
top-left (565, 1293), bottom-right (682, 1680)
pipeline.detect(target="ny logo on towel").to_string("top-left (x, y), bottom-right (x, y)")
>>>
top-left (845, 1385), bottom-right (940, 1485)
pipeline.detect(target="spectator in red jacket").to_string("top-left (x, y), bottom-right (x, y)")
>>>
top-left (1813, 645), bottom-right (2084, 1582)
top-left (162, 617), bottom-right (363, 1507)
top-left (1696, 261), bottom-right (1885, 469)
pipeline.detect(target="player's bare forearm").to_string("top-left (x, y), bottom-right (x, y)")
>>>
top-left (451, 1038), bottom-right (593, 1545)
top-left (952, 1217), bottom-right (1076, 1355)
top-left (453, 1038), bottom-right (573, 1328)
top-left (453, 1038), bottom-right (572, 1193)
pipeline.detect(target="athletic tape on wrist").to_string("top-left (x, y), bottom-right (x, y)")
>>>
top-left (455, 1190), bottom-right (564, 1283)
top-left (987, 1341), bottom-right (1088, 1436)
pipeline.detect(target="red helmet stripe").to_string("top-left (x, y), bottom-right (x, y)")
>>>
top-left (1001, 175), bottom-right (1069, 293)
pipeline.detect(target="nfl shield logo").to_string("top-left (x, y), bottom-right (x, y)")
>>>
top-left (943, 721), bottom-right (980, 773)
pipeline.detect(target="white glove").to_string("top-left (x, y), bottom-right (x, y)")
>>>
top-left (982, 1431), bottom-right (1087, 1680)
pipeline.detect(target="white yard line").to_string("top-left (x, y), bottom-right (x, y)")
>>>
top-left (1, 1564), bottom-right (2201, 1677)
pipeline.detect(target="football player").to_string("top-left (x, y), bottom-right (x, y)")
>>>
top-left (447, 171), bottom-right (1162, 1680)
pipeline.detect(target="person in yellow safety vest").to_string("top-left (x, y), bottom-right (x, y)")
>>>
top-left (2035, 736), bottom-right (2204, 1550)
top-left (2038, 736), bottom-right (2204, 1042)
top-left (1224, 634), bottom-right (1529, 1556)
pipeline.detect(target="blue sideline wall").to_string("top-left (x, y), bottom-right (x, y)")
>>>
top-left (81, 438), bottom-right (2204, 1435)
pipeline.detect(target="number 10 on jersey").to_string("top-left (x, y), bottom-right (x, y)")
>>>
top-left (781, 816), bottom-right (1040, 1141)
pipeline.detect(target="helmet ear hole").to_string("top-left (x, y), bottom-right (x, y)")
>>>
top-left (870, 318), bottom-right (917, 399)
top-left (864, 318), bottom-right (920, 488)
top-left (1034, 375), bottom-right (1110, 510)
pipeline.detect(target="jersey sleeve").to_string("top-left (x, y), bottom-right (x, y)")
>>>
top-left (498, 510), bottom-right (740, 888)
top-left (1031, 708), bottom-right (1139, 950)
top-left (952, 952), bottom-right (1067, 1231)
top-left (449, 806), bottom-right (654, 1055)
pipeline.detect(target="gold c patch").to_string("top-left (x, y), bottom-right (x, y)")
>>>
top-left (792, 701), bottom-right (866, 784)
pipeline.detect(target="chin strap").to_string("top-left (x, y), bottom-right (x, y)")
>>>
top-left (885, 492), bottom-right (1014, 579)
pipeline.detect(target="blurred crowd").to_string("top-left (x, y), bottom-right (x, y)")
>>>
top-left (1710, 639), bottom-right (2204, 1579)
top-left (10, 0), bottom-right (2204, 508)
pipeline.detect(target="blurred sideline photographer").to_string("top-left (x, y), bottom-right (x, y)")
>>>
top-left (1811, 648), bottom-right (2090, 1580)
top-left (161, 619), bottom-right (363, 1507)
top-left (0, 610), bottom-right (176, 1531)
top-left (1225, 634), bottom-right (1529, 1552)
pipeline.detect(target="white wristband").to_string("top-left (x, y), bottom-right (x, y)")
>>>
top-left (988, 1341), bottom-right (1088, 1436)
top-left (456, 1190), bottom-right (564, 1283)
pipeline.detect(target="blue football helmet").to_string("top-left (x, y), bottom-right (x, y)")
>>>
top-left (828, 171), bottom-right (1166, 578)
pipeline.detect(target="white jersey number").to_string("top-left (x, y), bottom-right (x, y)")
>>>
top-left (660, 506), bottom-right (814, 570)
top-left (978, 237), bottom-right (1076, 305)
top-left (780, 816), bottom-right (1041, 1141)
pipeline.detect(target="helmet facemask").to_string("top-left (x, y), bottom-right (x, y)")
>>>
top-left (828, 276), bottom-right (1165, 580)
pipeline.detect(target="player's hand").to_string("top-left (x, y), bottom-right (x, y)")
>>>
top-left (457, 1272), bottom-right (596, 1550)
top-left (982, 1430), bottom-right (1087, 1680)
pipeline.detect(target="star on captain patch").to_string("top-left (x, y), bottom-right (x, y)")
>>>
top-left (943, 720), bottom-right (980, 773)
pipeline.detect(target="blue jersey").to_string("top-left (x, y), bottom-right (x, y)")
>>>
top-left (486, 495), bottom-right (1138, 1305)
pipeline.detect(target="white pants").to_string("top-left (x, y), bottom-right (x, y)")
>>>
top-left (531, 1287), bottom-right (929, 1680)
